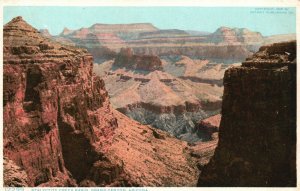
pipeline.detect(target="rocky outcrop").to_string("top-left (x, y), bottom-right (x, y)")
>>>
top-left (198, 41), bottom-right (296, 186)
top-left (188, 115), bottom-right (221, 175)
top-left (194, 114), bottom-right (221, 141)
top-left (4, 16), bottom-right (200, 187)
top-left (114, 48), bottom-right (163, 71)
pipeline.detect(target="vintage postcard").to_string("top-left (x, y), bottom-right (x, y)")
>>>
top-left (1, 0), bottom-right (298, 189)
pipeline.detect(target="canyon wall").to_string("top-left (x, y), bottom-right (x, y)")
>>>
top-left (132, 44), bottom-right (252, 61)
top-left (3, 16), bottom-right (118, 186)
top-left (3, 16), bottom-right (200, 187)
top-left (198, 41), bottom-right (296, 186)
top-left (48, 23), bottom-right (296, 64)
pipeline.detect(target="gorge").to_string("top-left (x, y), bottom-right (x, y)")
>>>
top-left (3, 16), bottom-right (203, 187)
top-left (3, 16), bottom-right (297, 187)
top-left (42, 21), bottom-right (295, 144)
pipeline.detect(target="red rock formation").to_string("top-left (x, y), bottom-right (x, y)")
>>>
top-left (93, 61), bottom-right (223, 142)
top-left (201, 114), bottom-right (221, 128)
top-left (195, 114), bottom-right (221, 141)
top-left (189, 115), bottom-right (221, 175)
top-left (54, 23), bottom-right (295, 63)
top-left (189, 138), bottom-right (218, 172)
top-left (4, 16), bottom-right (117, 186)
top-left (198, 41), bottom-right (296, 186)
top-left (3, 16), bottom-right (199, 187)
top-left (114, 48), bottom-right (163, 71)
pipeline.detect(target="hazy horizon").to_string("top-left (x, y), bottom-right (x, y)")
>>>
top-left (4, 6), bottom-right (296, 36)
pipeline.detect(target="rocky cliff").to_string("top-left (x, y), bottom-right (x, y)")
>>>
top-left (3, 16), bottom-right (200, 187)
top-left (4, 16), bottom-right (117, 186)
top-left (197, 41), bottom-right (296, 186)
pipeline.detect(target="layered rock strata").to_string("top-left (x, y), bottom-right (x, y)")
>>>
top-left (3, 16), bottom-right (200, 187)
top-left (93, 63), bottom-right (222, 143)
top-left (114, 48), bottom-right (163, 71)
top-left (198, 41), bottom-right (296, 186)
top-left (4, 16), bottom-right (117, 186)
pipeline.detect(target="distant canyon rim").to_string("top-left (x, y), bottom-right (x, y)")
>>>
top-left (41, 22), bottom-right (296, 143)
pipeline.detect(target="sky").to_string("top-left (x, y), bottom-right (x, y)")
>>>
top-left (3, 6), bottom-right (296, 36)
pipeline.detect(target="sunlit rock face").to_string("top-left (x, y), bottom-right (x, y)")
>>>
top-left (3, 16), bottom-right (201, 187)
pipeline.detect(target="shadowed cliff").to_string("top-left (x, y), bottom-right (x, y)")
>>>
top-left (198, 41), bottom-right (296, 186)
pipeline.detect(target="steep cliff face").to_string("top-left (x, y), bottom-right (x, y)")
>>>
top-left (3, 16), bottom-right (117, 186)
top-left (114, 48), bottom-right (163, 71)
top-left (4, 16), bottom-right (200, 187)
top-left (198, 41), bottom-right (296, 186)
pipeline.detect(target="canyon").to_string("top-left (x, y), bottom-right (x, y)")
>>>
top-left (40, 22), bottom-right (295, 144)
top-left (47, 23), bottom-right (295, 62)
top-left (93, 53), bottom-right (223, 143)
top-left (3, 16), bottom-right (209, 187)
top-left (3, 16), bottom-right (297, 187)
